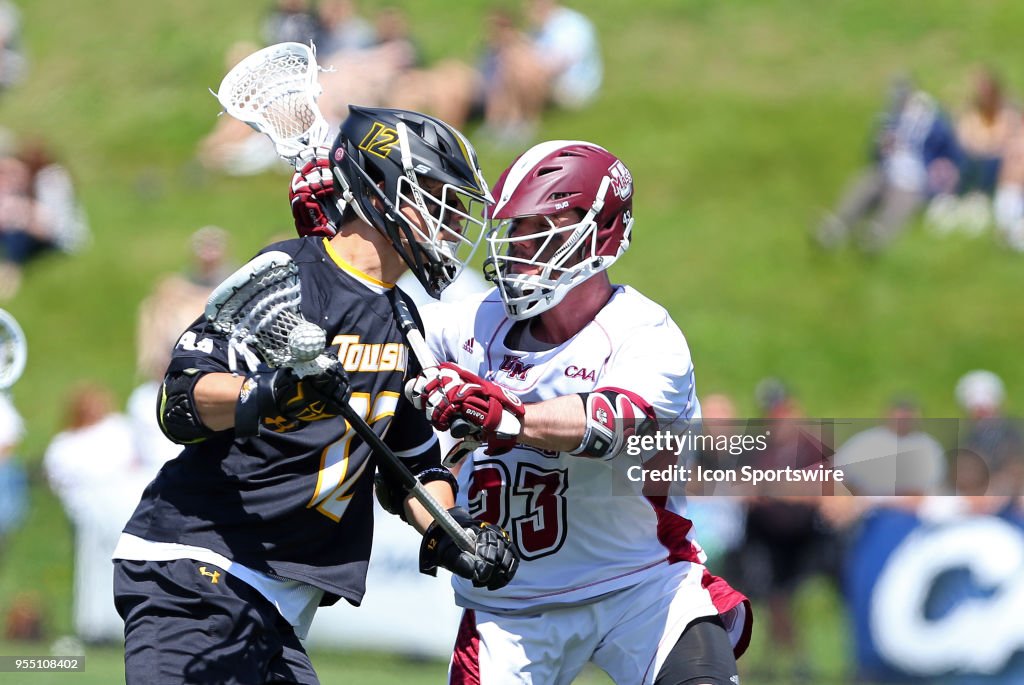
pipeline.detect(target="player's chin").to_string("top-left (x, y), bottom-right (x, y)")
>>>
top-left (506, 265), bottom-right (542, 278)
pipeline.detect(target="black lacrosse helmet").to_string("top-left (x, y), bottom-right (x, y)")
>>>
top-left (330, 106), bottom-right (491, 297)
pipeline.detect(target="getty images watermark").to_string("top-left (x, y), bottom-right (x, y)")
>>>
top-left (606, 417), bottom-right (1020, 497)
top-left (623, 429), bottom-right (845, 487)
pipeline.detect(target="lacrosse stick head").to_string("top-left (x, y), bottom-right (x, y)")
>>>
top-left (0, 309), bottom-right (26, 390)
top-left (331, 106), bottom-right (492, 298)
top-left (215, 42), bottom-right (330, 161)
top-left (205, 251), bottom-right (327, 373)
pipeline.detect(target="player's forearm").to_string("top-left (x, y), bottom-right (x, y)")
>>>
top-left (405, 480), bottom-right (457, 535)
top-left (193, 373), bottom-right (246, 431)
top-left (520, 394), bottom-right (586, 453)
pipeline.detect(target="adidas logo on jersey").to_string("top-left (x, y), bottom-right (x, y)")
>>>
top-left (333, 335), bottom-right (407, 373)
top-left (462, 337), bottom-right (475, 353)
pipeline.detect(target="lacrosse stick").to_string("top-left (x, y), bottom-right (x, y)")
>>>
top-left (214, 41), bottom-right (344, 233)
top-left (206, 251), bottom-right (476, 554)
top-left (216, 43), bottom-right (480, 446)
top-left (214, 42), bottom-right (331, 162)
top-left (391, 294), bottom-right (487, 454)
top-left (0, 309), bottom-right (26, 390)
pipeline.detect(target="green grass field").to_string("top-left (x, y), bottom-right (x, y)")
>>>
top-left (0, 0), bottom-right (1020, 682)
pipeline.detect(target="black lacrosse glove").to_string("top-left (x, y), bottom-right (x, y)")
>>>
top-left (236, 364), bottom-right (352, 437)
top-left (419, 507), bottom-right (519, 591)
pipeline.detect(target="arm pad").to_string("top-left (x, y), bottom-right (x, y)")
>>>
top-left (569, 388), bottom-right (655, 459)
top-left (159, 368), bottom-right (216, 444)
top-left (375, 466), bottom-right (458, 522)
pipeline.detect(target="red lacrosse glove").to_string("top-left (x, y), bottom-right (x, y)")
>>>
top-left (406, 362), bottom-right (525, 456)
top-left (290, 146), bottom-right (337, 237)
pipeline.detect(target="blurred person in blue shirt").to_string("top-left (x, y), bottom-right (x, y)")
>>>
top-left (0, 391), bottom-right (25, 558)
top-left (816, 76), bottom-right (963, 253)
top-left (526, 0), bottom-right (602, 110)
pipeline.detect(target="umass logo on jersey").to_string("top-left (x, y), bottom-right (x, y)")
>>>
top-left (499, 354), bottom-right (535, 381)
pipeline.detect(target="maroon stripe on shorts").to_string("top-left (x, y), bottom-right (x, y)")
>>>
top-left (449, 609), bottom-right (481, 685)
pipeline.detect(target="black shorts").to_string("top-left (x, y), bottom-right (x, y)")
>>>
top-left (113, 558), bottom-right (319, 685)
top-left (655, 616), bottom-right (739, 685)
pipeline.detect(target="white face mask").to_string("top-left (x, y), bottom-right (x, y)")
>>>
top-left (486, 205), bottom-right (620, 320)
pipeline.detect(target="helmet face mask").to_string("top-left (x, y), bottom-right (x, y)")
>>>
top-left (392, 173), bottom-right (487, 288)
top-left (484, 141), bottom-right (635, 320)
top-left (330, 106), bottom-right (491, 297)
top-left (486, 207), bottom-right (603, 319)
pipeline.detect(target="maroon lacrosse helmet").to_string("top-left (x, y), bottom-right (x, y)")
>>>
top-left (484, 141), bottom-right (635, 320)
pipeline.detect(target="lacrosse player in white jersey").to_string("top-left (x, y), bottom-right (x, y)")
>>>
top-left (405, 141), bottom-right (752, 685)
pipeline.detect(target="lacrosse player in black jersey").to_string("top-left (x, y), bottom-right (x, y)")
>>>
top-left (113, 106), bottom-right (518, 685)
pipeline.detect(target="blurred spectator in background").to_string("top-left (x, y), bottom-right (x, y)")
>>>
top-left (685, 393), bottom-right (746, 571)
top-left (466, 0), bottom-right (602, 145)
top-left (0, 155), bottom-right (34, 288)
top-left (44, 383), bottom-right (147, 643)
top-left (318, 6), bottom-right (420, 127)
top-left (925, 67), bottom-right (1020, 237)
top-left (262, 0), bottom-right (319, 46)
top-left (197, 42), bottom-right (292, 176)
top-left (737, 378), bottom-right (836, 681)
top-left (475, 7), bottom-right (550, 142)
top-left (4, 593), bottom-right (43, 641)
top-left (136, 225), bottom-right (231, 382)
top-left (208, 2), bottom-right (602, 152)
top-left (183, 223), bottom-right (233, 288)
top-left (832, 397), bottom-right (947, 496)
top-left (0, 139), bottom-right (89, 298)
top-left (816, 76), bottom-right (962, 253)
top-left (44, 383), bottom-right (140, 526)
top-left (993, 120), bottom-right (1024, 251)
top-left (396, 1), bottom-right (602, 143)
top-left (526, 0), bottom-right (602, 110)
top-left (382, 8), bottom-right (511, 131)
top-left (955, 369), bottom-right (1023, 496)
top-left (314, 0), bottom-right (375, 56)
top-left (380, 7), bottom-right (537, 132)
top-left (955, 67), bottom-right (1017, 197)
top-left (132, 226), bottom-right (232, 473)
top-left (0, 0), bottom-right (25, 92)
top-left (0, 390), bottom-right (25, 561)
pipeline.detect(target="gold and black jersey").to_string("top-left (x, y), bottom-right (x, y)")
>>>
top-left (123, 237), bottom-right (439, 607)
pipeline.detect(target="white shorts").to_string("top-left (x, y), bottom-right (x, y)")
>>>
top-left (449, 561), bottom-right (751, 685)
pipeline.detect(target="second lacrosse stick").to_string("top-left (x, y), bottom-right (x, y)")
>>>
top-left (205, 251), bottom-right (477, 555)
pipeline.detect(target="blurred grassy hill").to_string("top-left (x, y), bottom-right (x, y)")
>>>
top-left (0, 0), bottom-right (1020, 673)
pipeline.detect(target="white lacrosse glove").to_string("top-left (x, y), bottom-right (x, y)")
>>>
top-left (405, 363), bottom-right (524, 456)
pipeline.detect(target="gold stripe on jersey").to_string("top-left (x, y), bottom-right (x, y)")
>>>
top-left (369, 391), bottom-right (401, 423)
top-left (322, 238), bottom-right (395, 289)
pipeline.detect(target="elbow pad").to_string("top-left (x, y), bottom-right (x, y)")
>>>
top-left (375, 467), bottom-right (458, 522)
top-left (158, 369), bottom-right (216, 444)
top-left (569, 389), bottom-right (655, 459)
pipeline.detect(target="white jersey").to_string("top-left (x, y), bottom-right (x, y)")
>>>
top-left (422, 286), bottom-right (729, 613)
